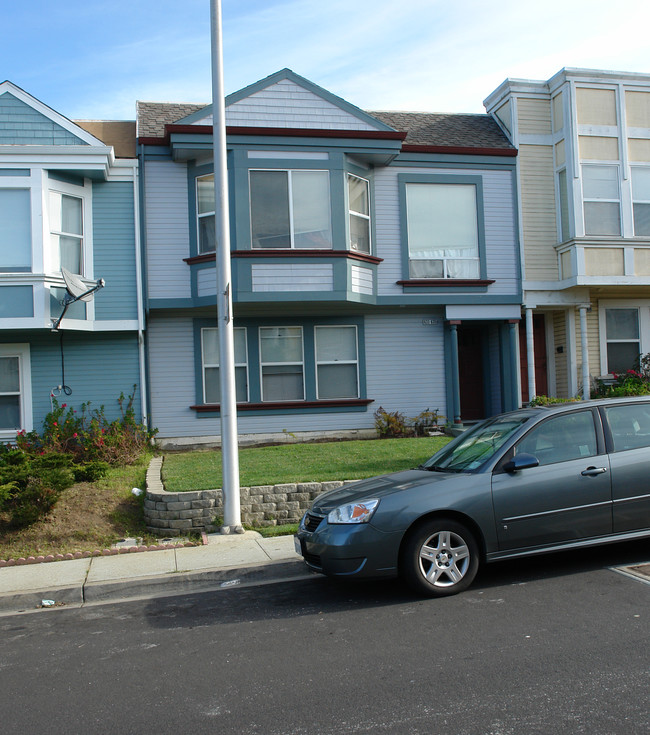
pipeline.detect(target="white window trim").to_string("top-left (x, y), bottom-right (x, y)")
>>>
top-left (196, 174), bottom-right (215, 255)
top-left (249, 169), bottom-right (332, 250)
top-left (581, 163), bottom-right (622, 237)
top-left (631, 165), bottom-right (650, 237)
top-left (259, 326), bottom-right (305, 402)
top-left (45, 174), bottom-right (93, 277)
top-left (315, 325), bottom-right (360, 400)
top-left (347, 174), bottom-right (371, 254)
top-left (0, 169), bottom-right (41, 274)
top-left (598, 299), bottom-right (650, 376)
top-left (201, 327), bottom-right (248, 404)
top-left (0, 343), bottom-right (32, 439)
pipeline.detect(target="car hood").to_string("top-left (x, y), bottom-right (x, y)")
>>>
top-left (310, 469), bottom-right (466, 513)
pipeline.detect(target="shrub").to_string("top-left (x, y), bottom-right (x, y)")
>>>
top-left (593, 354), bottom-right (650, 398)
top-left (374, 407), bottom-right (444, 438)
top-left (528, 395), bottom-right (582, 406)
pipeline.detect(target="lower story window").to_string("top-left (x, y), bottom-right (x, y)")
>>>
top-left (605, 308), bottom-right (640, 374)
top-left (201, 327), bottom-right (248, 403)
top-left (0, 344), bottom-right (31, 436)
top-left (260, 327), bottom-right (304, 401)
top-left (315, 325), bottom-right (359, 399)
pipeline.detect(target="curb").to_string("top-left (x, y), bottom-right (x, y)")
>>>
top-left (0, 557), bottom-right (313, 614)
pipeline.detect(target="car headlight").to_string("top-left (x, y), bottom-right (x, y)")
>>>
top-left (327, 499), bottom-right (379, 524)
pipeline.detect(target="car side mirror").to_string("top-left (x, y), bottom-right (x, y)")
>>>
top-left (503, 453), bottom-right (539, 473)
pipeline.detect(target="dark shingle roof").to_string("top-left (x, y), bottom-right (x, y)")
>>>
top-left (135, 101), bottom-right (514, 153)
top-left (136, 101), bottom-right (207, 138)
top-left (367, 111), bottom-right (514, 150)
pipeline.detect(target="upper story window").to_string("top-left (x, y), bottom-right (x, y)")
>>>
top-left (250, 170), bottom-right (332, 249)
top-left (50, 191), bottom-right (83, 274)
top-left (631, 167), bottom-right (650, 236)
top-left (197, 175), bottom-right (215, 254)
top-left (348, 174), bottom-right (371, 254)
top-left (0, 188), bottom-right (31, 272)
top-left (405, 182), bottom-right (480, 278)
top-left (582, 165), bottom-right (621, 236)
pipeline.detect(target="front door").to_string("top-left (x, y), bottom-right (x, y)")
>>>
top-left (458, 326), bottom-right (485, 421)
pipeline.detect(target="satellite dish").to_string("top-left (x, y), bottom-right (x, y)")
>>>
top-left (52, 268), bottom-right (106, 331)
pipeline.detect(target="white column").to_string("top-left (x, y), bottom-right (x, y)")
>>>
top-left (525, 307), bottom-right (536, 402)
top-left (579, 305), bottom-right (590, 399)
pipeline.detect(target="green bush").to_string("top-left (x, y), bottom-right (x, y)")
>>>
top-left (374, 407), bottom-right (444, 438)
top-left (528, 395), bottom-right (582, 406)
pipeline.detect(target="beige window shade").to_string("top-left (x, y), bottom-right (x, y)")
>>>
top-left (576, 88), bottom-right (617, 126)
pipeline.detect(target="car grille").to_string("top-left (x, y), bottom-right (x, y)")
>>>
top-left (304, 512), bottom-right (325, 532)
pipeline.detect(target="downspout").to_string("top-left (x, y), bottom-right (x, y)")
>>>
top-left (132, 159), bottom-right (148, 425)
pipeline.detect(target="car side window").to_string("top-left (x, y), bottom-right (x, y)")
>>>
top-left (604, 403), bottom-right (650, 452)
top-left (515, 411), bottom-right (597, 466)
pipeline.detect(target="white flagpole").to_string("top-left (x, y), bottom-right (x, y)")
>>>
top-left (210, 0), bottom-right (242, 533)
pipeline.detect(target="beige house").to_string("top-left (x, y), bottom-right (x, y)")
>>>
top-left (485, 68), bottom-right (650, 400)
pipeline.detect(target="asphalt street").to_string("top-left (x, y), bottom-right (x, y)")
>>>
top-left (0, 540), bottom-right (648, 735)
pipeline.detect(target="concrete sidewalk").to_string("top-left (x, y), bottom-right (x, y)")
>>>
top-left (0, 532), bottom-right (310, 615)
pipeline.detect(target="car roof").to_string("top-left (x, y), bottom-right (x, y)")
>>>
top-left (501, 396), bottom-right (650, 421)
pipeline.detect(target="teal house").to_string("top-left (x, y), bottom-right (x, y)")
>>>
top-left (138, 69), bottom-right (521, 447)
top-left (0, 82), bottom-right (145, 439)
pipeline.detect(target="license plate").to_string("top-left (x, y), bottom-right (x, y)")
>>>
top-left (294, 536), bottom-right (302, 555)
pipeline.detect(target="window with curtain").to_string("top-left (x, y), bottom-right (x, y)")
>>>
top-left (250, 170), bottom-right (332, 249)
top-left (405, 183), bottom-right (480, 278)
top-left (0, 189), bottom-right (31, 272)
top-left (196, 175), bottom-right (216, 253)
top-left (201, 327), bottom-right (248, 403)
top-left (259, 327), bottom-right (304, 400)
top-left (582, 165), bottom-right (621, 236)
top-left (315, 325), bottom-right (359, 399)
top-left (348, 174), bottom-right (371, 253)
top-left (50, 191), bottom-right (83, 274)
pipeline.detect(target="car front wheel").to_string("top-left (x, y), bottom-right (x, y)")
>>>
top-left (401, 519), bottom-right (479, 597)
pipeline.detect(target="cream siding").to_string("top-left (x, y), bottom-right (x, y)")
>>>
top-left (517, 98), bottom-right (552, 135)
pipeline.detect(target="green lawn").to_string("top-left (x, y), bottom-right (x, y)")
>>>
top-left (162, 436), bottom-right (451, 492)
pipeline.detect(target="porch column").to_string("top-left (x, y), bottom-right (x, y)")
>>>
top-left (449, 321), bottom-right (462, 424)
top-left (525, 307), bottom-right (536, 401)
top-left (508, 320), bottom-right (520, 411)
top-left (579, 305), bottom-right (590, 399)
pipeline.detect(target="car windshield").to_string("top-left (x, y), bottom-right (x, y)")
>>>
top-left (423, 415), bottom-right (531, 472)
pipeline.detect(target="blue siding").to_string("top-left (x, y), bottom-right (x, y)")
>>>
top-left (0, 93), bottom-right (85, 145)
top-left (0, 332), bottom-right (143, 429)
top-left (92, 181), bottom-right (138, 321)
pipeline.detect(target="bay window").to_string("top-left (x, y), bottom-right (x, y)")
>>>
top-left (0, 189), bottom-right (31, 272)
top-left (250, 170), bottom-right (332, 249)
top-left (582, 165), bottom-right (621, 236)
top-left (348, 174), bottom-right (371, 253)
top-left (631, 167), bottom-right (650, 236)
top-left (50, 191), bottom-right (84, 274)
top-left (196, 175), bottom-right (216, 253)
top-left (404, 182), bottom-right (480, 279)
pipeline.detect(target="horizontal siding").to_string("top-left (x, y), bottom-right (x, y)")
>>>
top-left (92, 181), bottom-right (138, 320)
top-left (148, 312), bottom-right (449, 439)
top-left (251, 264), bottom-right (333, 292)
top-left (0, 93), bottom-right (85, 145)
top-left (197, 268), bottom-right (217, 297)
top-left (519, 145), bottom-right (558, 280)
top-left (373, 166), bottom-right (519, 296)
top-left (0, 331), bottom-right (142, 430)
top-left (517, 98), bottom-right (552, 136)
top-left (144, 160), bottom-right (191, 299)
top-left (553, 311), bottom-right (568, 397)
top-left (351, 265), bottom-right (373, 295)
top-left (224, 81), bottom-right (378, 131)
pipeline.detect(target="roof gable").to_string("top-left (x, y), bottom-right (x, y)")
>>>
top-left (177, 69), bottom-right (396, 133)
top-left (0, 81), bottom-right (106, 147)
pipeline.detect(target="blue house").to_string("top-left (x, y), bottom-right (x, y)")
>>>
top-left (137, 70), bottom-right (521, 448)
top-left (0, 81), bottom-right (145, 440)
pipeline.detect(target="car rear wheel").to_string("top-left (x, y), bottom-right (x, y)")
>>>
top-left (401, 519), bottom-right (479, 597)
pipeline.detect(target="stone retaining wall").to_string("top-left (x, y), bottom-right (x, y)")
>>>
top-left (143, 456), bottom-right (352, 536)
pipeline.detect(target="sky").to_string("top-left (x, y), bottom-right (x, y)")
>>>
top-left (3, 0), bottom-right (650, 121)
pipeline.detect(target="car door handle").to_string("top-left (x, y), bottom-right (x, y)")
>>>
top-left (581, 466), bottom-right (608, 476)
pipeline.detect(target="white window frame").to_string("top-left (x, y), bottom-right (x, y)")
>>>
top-left (581, 164), bottom-right (621, 237)
top-left (201, 327), bottom-right (248, 404)
top-left (249, 169), bottom-right (332, 250)
top-left (0, 343), bottom-right (32, 439)
top-left (598, 300), bottom-right (650, 375)
top-left (315, 325), bottom-right (360, 400)
top-left (631, 165), bottom-right (650, 237)
top-left (47, 175), bottom-right (92, 276)
top-left (347, 174), bottom-right (371, 254)
top-left (196, 174), bottom-right (215, 254)
top-left (259, 326), bottom-right (305, 402)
